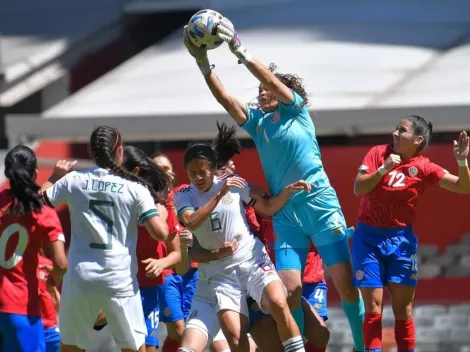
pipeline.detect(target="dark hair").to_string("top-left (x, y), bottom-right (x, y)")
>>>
top-left (123, 145), bottom-right (172, 204)
top-left (4, 145), bottom-right (43, 216)
top-left (211, 121), bottom-right (241, 169)
top-left (183, 143), bottom-right (217, 169)
top-left (89, 126), bottom-right (156, 198)
top-left (184, 122), bottom-right (241, 170)
top-left (404, 115), bottom-right (433, 152)
top-left (268, 63), bottom-right (309, 106)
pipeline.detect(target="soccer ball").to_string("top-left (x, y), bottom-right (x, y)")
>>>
top-left (187, 9), bottom-right (225, 50)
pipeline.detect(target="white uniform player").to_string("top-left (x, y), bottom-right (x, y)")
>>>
top-left (43, 167), bottom-right (161, 350)
top-left (174, 175), bottom-right (280, 332)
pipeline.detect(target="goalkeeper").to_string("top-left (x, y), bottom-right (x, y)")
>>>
top-left (182, 17), bottom-right (365, 352)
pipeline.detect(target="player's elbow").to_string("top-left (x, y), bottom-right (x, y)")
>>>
top-left (146, 218), bottom-right (169, 241)
top-left (353, 180), bottom-right (368, 197)
top-left (54, 255), bottom-right (68, 274)
top-left (458, 185), bottom-right (470, 194)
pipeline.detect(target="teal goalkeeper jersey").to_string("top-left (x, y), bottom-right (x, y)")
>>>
top-left (240, 89), bottom-right (330, 203)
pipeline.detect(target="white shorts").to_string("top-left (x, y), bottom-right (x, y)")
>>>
top-left (211, 252), bottom-right (281, 318)
top-left (59, 280), bottom-right (146, 350)
top-left (86, 325), bottom-right (118, 352)
top-left (185, 280), bottom-right (221, 342)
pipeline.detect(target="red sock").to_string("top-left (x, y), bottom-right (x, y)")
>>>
top-left (305, 341), bottom-right (326, 352)
top-left (364, 312), bottom-right (382, 351)
top-left (395, 318), bottom-right (416, 352)
top-left (162, 337), bottom-right (180, 352)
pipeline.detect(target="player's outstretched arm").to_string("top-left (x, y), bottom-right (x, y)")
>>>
top-left (180, 177), bottom-right (245, 231)
top-left (216, 17), bottom-right (294, 105)
top-left (252, 180), bottom-right (311, 216)
top-left (143, 225), bottom-right (182, 277)
top-left (438, 131), bottom-right (470, 194)
top-left (40, 159), bottom-right (77, 192)
top-left (183, 26), bottom-right (248, 125)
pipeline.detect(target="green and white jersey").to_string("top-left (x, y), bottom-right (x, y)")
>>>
top-left (44, 167), bottom-right (158, 297)
top-left (174, 175), bottom-right (264, 278)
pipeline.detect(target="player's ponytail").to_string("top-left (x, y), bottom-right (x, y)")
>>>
top-left (405, 115), bottom-right (433, 152)
top-left (123, 145), bottom-right (172, 204)
top-left (89, 126), bottom-right (157, 199)
top-left (4, 145), bottom-right (43, 216)
top-left (211, 121), bottom-right (241, 169)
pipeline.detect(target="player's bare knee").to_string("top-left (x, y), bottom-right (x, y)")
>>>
top-left (392, 303), bottom-right (413, 320)
top-left (284, 285), bottom-right (302, 309)
top-left (267, 294), bottom-right (289, 317)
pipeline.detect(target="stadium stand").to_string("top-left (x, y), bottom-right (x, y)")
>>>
top-left (0, 0), bottom-right (123, 107)
top-left (5, 0), bottom-right (470, 143)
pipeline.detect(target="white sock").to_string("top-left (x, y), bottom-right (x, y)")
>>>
top-left (282, 335), bottom-right (305, 352)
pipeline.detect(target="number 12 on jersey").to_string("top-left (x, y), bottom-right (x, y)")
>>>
top-left (89, 199), bottom-right (115, 250)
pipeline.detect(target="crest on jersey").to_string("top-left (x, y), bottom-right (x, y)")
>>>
top-left (222, 193), bottom-right (233, 205)
top-left (271, 112), bottom-right (280, 124)
top-left (408, 166), bottom-right (418, 177)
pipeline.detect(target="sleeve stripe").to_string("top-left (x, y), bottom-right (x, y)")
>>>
top-left (177, 206), bottom-right (194, 221)
top-left (247, 198), bottom-right (257, 207)
top-left (42, 192), bottom-right (55, 208)
top-left (138, 209), bottom-right (158, 225)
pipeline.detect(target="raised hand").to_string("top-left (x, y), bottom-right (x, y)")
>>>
top-left (179, 229), bottom-right (194, 247)
top-left (453, 131), bottom-right (469, 160)
top-left (216, 17), bottom-right (252, 64)
top-left (183, 25), bottom-right (207, 58)
top-left (50, 159), bottom-right (77, 182)
top-left (384, 154), bottom-right (401, 172)
top-left (220, 176), bottom-right (246, 196)
top-left (183, 25), bottom-right (211, 75)
top-left (216, 17), bottom-right (238, 49)
top-left (283, 180), bottom-right (311, 194)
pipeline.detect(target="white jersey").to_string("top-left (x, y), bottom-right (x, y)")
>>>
top-left (174, 175), bottom-right (263, 278)
top-left (44, 167), bottom-right (159, 297)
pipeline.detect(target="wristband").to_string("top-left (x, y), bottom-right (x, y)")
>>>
top-left (377, 165), bottom-right (387, 175)
top-left (195, 56), bottom-right (212, 76)
top-left (235, 45), bottom-right (253, 65)
top-left (457, 159), bottom-right (468, 167)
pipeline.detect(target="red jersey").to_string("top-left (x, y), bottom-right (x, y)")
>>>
top-left (303, 244), bottom-right (325, 284)
top-left (358, 145), bottom-right (447, 228)
top-left (254, 216), bottom-right (325, 283)
top-left (136, 191), bottom-right (183, 287)
top-left (0, 190), bottom-right (64, 316)
top-left (38, 256), bottom-right (58, 328)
